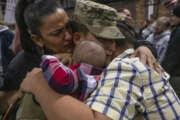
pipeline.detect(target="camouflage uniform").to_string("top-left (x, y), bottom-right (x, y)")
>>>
top-left (74, 0), bottom-right (125, 40)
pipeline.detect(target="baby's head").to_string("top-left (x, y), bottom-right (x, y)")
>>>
top-left (72, 40), bottom-right (106, 68)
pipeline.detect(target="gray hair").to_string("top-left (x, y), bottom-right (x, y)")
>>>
top-left (156, 16), bottom-right (170, 29)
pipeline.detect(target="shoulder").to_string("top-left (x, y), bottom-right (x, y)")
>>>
top-left (0, 29), bottom-right (14, 39)
top-left (162, 32), bottom-right (170, 42)
top-left (109, 49), bottom-right (164, 80)
top-left (109, 49), bottom-right (149, 73)
top-left (9, 51), bottom-right (28, 68)
top-left (146, 33), bottom-right (154, 42)
top-left (4, 51), bottom-right (41, 90)
top-left (8, 51), bottom-right (26, 68)
top-left (164, 36), bottom-right (170, 42)
top-left (8, 51), bottom-right (41, 73)
top-left (113, 57), bottom-right (150, 75)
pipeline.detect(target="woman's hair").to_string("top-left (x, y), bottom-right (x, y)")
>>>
top-left (15, 0), bottom-right (63, 53)
top-left (70, 20), bottom-right (89, 36)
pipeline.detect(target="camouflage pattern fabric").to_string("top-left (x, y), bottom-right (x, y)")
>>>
top-left (16, 94), bottom-right (47, 120)
top-left (74, 0), bottom-right (125, 40)
top-left (117, 12), bottom-right (127, 21)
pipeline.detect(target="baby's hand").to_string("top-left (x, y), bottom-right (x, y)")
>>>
top-left (54, 53), bottom-right (72, 66)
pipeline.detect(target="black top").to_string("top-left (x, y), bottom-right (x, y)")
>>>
top-left (0, 50), bottom-right (41, 91)
top-left (134, 40), bottom-right (157, 59)
top-left (162, 24), bottom-right (180, 77)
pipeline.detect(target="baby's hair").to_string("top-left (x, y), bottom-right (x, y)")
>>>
top-left (72, 40), bottom-right (106, 68)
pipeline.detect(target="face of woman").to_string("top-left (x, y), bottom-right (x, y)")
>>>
top-left (38, 8), bottom-right (73, 54)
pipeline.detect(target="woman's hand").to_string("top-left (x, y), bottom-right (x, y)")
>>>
top-left (130, 46), bottom-right (162, 74)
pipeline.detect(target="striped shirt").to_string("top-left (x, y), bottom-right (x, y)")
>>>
top-left (86, 49), bottom-right (180, 120)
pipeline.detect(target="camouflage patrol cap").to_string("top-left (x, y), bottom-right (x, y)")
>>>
top-left (74, 0), bottom-right (125, 40)
top-left (117, 12), bottom-right (127, 21)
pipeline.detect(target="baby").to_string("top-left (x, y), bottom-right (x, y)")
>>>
top-left (41, 40), bottom-right (106, 101)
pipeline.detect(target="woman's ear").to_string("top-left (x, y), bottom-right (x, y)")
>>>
top-left (73, 32), bottom-right (82, 45)
top-left (31, 34), bottom-right (44, 47)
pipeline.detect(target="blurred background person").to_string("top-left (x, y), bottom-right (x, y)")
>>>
top-left (162, 5), bottom-right (180, 97)
top-left (146, 16), bottom-right (171, 64)
top-left (141, 14), bottom-right (157, 39)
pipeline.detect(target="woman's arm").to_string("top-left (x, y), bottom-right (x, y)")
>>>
top-left (20, 68), bottom-right (111, 120)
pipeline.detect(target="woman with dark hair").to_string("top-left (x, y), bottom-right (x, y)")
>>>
top-left (0, 0), bottom-right (73, 119)
top-left (1, 0), bottom-right (73, 91)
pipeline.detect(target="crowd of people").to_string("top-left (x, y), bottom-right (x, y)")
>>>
top-left (139, 4), bottom-right (180, 97)
top-left (0, 0), bottom-right (180, 120)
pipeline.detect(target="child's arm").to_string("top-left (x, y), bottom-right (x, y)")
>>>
top-left (40, 55), bottom-right (79, 94)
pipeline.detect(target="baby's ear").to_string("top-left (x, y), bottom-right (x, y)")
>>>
top-left (73, 32), bottom-right (81, 45)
